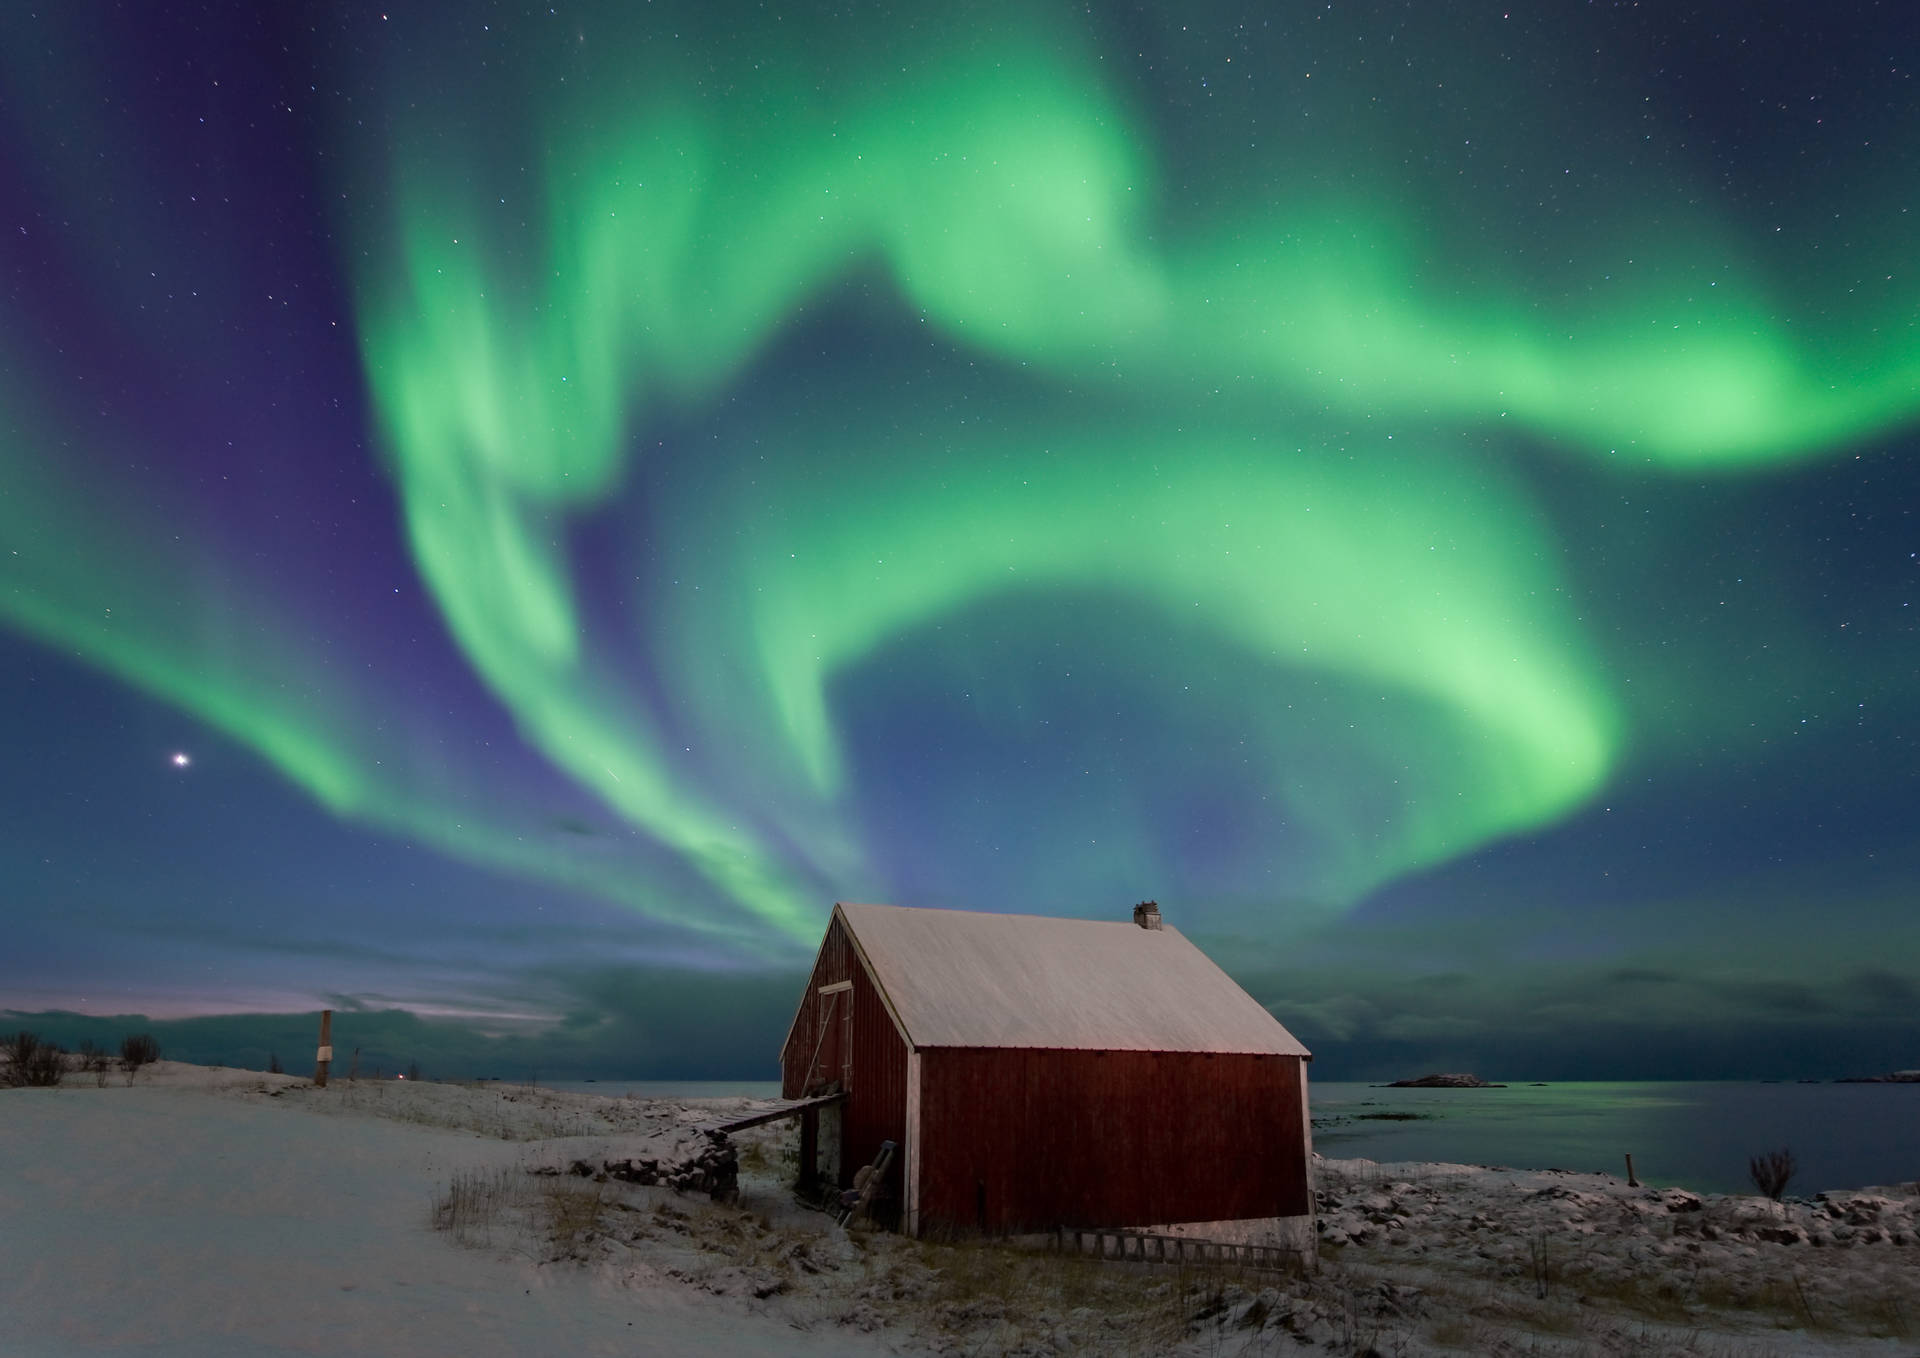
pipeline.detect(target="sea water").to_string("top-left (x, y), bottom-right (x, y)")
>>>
top-left (1309, 1081), bottom-right (1920, 1195)
top-left (534, 1077), bottom-right (1915, 1196)
top-left (539, 1079), bottom-right (783, 1100)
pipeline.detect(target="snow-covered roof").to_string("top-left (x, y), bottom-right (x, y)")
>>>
top-left (835, 903), bottom-right (1310, 1057)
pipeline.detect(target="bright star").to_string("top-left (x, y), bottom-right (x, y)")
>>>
top-left (171, 752), bottom-right (191, 768)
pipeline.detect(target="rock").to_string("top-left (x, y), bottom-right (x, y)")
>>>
top-left (1385, 1073), bottom-right (1507, 1088)
top-left (836, 1303), bottom-right (885, 1332)
top-left (1229, 1291), bottom-right (1270, 1329)
top-left (1372, 1282), bottom-right (1424, 1316)
top-left (1830, 1194), bottom-right (1900, 1223)
top-left (585, 1128), bottom-right (739, 1200)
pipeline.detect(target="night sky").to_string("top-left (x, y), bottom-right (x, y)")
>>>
top-left (3, 3), bottom-right (1916, 1080)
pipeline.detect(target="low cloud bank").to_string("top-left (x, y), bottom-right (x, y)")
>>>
top-left (8, 956), bottom-right (1916, 1083)
top-left (1242, 962), bottom-right (1920, 1081)
top-left (1, 965), bottom-right (807, 1083)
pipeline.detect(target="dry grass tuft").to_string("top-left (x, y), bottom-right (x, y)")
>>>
top-left (430, 1166), bottom-right (523, 1247)
top-left (539, 1178), bottom-right (611, 1259)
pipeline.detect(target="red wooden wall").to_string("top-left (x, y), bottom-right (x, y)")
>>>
top-left (915, 1048), bottom-right (1308, 1234)
top-left (778, 914), bottom-right (910, 1206)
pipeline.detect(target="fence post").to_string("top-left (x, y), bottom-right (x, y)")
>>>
top-left (314, 1009), bottom-right (332, 1088)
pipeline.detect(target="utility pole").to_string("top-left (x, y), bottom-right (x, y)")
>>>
top-left (315, 1009), bottom-right (333, 1088)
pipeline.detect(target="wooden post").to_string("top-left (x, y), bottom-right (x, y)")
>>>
top-left (1625, 1153), bottom-right (1639, 1188)
top-left (799, 1106), bottom-right (819, 1190)
top-left (314, 1009), bottom-right (332, 1088)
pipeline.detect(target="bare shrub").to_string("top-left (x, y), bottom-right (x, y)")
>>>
top-left (28, 1042), bottom-right (65, 1086)
top-left (1528, 1228), bottom-right (1553, 1299)
top-left (3, 1031), bottom-right (65, 1087)
top-left (1748, 1147), bottom-right (1797, 1201)
top-left (267, 1050), bottom-right (283, 1074)
top-left (3, 1029), bottom-right (39, 1085)
top-left (120, 1033), bottom-right (161, 1082)
top-left (77, 1039), bottom-right (112, 1086)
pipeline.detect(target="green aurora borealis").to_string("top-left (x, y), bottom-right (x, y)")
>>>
top-left (2, 3), bottom-right (1917, 1070)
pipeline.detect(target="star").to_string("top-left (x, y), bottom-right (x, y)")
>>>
top-left (170, 752), bottom-right (191, 768)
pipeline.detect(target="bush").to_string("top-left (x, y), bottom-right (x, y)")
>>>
top-left (267, 1050), bottom-right (283, 1075)
top-left (1748, 1146), bottom-right (1796, 1201)
top-left (121, 1033), bottom-right (161, 1080)
top-left (3, 1031), bottom-right (66, 1087)
top-left (77, 1039), bottom-right (112, 1086)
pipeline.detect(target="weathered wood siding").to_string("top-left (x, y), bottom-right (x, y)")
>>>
top-left (778, 913), bottom-right (911, 1206)
top-left (915, 1049), bottom-right (1309, 1234)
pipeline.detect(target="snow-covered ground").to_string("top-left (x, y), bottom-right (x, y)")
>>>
top-left (5, 1063), bottom-right (1918, 1356)
top-left (0, 1064), bottom-right (887, 1357)
top-left (1310, 1158), bottom-right (1920, 1356)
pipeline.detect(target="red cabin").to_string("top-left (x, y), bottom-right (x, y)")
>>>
top-left (779, 901), bottom-right (1315, 1244)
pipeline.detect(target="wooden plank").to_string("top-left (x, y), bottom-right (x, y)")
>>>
top-left (707, 1091), bottom-right (846, 1134)
top-left (1052, 1227), bottom-right (1306, 1273)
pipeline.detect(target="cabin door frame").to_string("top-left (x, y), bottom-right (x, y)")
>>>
top-left (806, 979), bottom-right (853, 1095)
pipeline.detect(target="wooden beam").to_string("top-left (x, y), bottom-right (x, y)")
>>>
top-left (706, 1091), bottom-right (847, 1135)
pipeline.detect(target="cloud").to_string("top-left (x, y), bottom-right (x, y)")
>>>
top-left (1231, 949), bottom-right (1920, 1081)
top-left (1374, 1012), bottom-right (1486, 1043)
top-left (1605, 967), bottom-right (1680, 985)
top-left (0, 962), bottom-right (811, 1081)
top-left (1842, 969), bottom-right (1918, 1011)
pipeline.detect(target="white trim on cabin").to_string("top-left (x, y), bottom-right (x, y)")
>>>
top-left (1298, 1058), bottom-right (1315, 1218)
top-left (1298, 1059), bottom-right (1313, 1161)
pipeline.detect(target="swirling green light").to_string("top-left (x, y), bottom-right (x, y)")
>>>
top-left (349, 6), bottom-right (1917, 935)
top-left (651, 417), bottom-right (1616, 905)
top-left (0, 371), bottom-right (789, 957)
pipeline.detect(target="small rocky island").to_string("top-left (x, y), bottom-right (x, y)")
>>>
top-left (1385, 1073), bottom-right (1507, 1088)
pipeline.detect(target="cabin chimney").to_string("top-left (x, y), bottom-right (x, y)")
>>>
top-left (1132, 900), bottom-right (1163, 930)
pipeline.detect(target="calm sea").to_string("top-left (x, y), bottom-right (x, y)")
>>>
top-left (1309, 1081), bottom-right (1920, 1196)
top-left (539, 1079), bottom-right (783, 1100)
top-left (533, 1078), bottom-right (1915, 1196)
